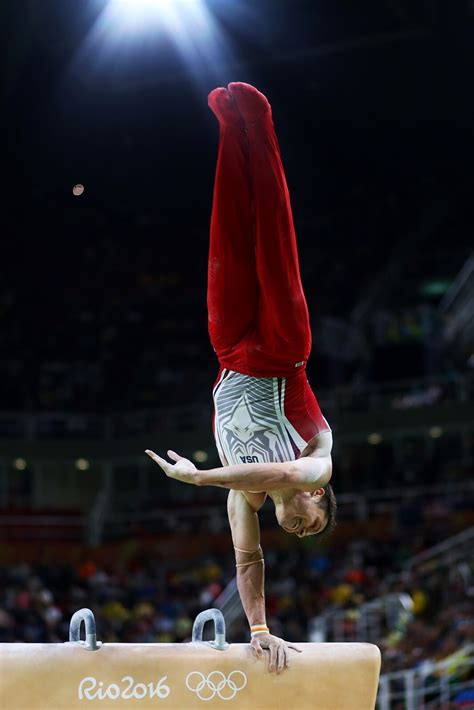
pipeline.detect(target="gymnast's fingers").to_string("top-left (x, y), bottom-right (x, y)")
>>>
top-left (167, 450), bottom-right (182, 462)
top-left (269, 643), bottom-right (277, 672)
top-left (277, 645), bottom-right (286, 674)
top-left (250, 637), bottom-right (264, 659)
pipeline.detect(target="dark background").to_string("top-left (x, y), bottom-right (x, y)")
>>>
top-left (1, 0), bottom-right (473, 413)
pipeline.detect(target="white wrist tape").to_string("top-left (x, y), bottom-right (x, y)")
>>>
top-left (250, 624), bottom-right (269, 636)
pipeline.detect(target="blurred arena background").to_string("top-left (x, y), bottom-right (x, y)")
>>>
top-left (1, 1), bottom-right (473, 707)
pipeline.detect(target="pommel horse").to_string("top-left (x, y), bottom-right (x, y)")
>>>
top-left (0, 608), bottom-right (381, 709)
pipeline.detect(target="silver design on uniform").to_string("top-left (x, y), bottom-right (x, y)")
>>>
top-left (224, 391), bottom-right (268, 444)
top-left (213, 371), bottom-right (296, 465)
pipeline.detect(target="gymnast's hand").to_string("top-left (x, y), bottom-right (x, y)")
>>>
top-left (250, 632), bottom-right (301, 674)
top-left (145, 449), bottom-right (199, 485)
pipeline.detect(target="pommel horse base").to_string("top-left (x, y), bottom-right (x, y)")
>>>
top-left (0, 609), bottom-right (381, 709)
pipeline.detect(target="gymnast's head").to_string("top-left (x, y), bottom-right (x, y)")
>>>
top-left (276, 484), bottom-right (337, 540)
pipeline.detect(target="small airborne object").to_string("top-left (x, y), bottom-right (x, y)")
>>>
top-left (73, 184), bottom-right (84, 196)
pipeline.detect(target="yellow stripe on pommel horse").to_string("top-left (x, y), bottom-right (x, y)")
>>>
top-left (0, 608), bottom-right (381, 710)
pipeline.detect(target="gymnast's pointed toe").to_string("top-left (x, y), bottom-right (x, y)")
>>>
top-left (227, 82), bottom-right (271, 124)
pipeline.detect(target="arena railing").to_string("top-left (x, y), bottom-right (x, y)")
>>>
top-left (213, 577), bottom-right (242, 629)
top-left (307, 526), bottom-right (474, 644)
top-left (377, 643), bottom-right (474, 710)
top-left (308, 593), bottom-right (414, 645)
top-left (0, 512), bottom-right (86, 541)
top-left (404, 525), bottom-right (474, 572)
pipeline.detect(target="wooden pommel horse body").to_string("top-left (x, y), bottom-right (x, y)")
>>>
top-left (0, 608), bottom-right (381, 709)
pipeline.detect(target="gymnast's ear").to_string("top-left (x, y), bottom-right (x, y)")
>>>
top-left (311, 487), bottom-right (326, 500)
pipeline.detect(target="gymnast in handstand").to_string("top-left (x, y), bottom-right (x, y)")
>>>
top-left (147, 82), bottom-right (336, 673)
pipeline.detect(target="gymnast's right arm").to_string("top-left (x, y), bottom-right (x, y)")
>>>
top-left (227, 489), bottom-right (299, 673)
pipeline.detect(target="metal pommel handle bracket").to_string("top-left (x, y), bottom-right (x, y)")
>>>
top-left (192, 608), bottom-right (229, 650)
top-left (69, 608), bottom-right (102, 651)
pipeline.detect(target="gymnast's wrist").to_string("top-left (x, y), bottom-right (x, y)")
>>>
top-left (250, 624), bottom-right (270, 637)
top-left (192, 471), bottom-right (203, 486)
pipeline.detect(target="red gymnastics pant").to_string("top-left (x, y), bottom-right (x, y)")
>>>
top-left (207, 91), bottom-right (312, 379)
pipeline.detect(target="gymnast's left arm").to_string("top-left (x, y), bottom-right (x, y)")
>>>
top-left (145, 449), bottom-right (331, 491)
top-left (200, 455), bottom-right (332, 491)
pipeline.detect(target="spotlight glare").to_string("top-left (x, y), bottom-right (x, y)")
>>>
top-left (429, 426), bottom-right (443, 439)
top-left (107, 0), bottom-right (202, 27)
top-left (13, 458), bottom-right (27, 471)
top-left (193, 450), bottom-right (208, 463)
top-left (367, 433), bottom-right (383, 445)
top-left (75, 0), bottom-right (233, 89)
top-left (115, 0), bottom-right (174, 6)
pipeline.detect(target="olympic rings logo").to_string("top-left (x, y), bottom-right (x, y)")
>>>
top-left (185, 670), bottom-right (247, 701)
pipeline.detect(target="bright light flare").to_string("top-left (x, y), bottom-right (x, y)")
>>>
top-left (75, 0), bottom-right (234, 83)
top-left (103, 0), bottom-right (215, 35)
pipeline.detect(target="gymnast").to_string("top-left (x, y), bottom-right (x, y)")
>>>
top-left (146, 82), bottom-right (336, 674)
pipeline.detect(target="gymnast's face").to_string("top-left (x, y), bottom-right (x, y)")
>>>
top-left (276, 489), bottom-right (327, 538)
